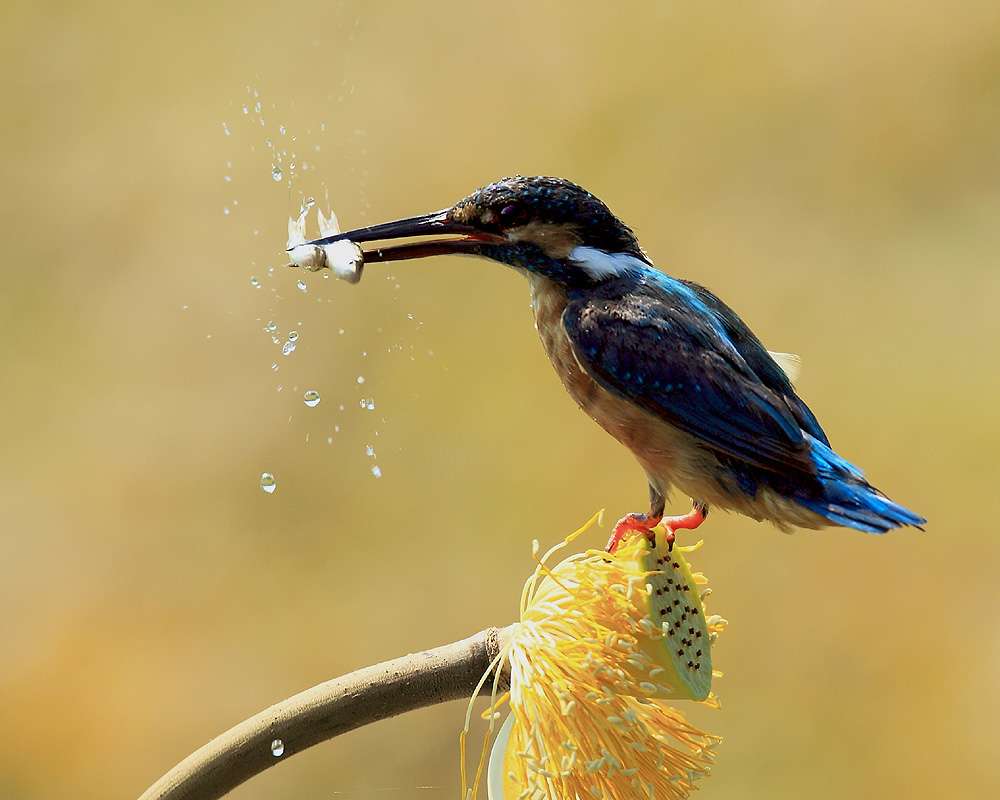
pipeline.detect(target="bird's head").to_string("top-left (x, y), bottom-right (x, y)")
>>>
top-left (306, 176), bottom-right (649, 286)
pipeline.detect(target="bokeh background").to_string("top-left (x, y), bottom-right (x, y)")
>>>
top-left (2, 2), bottom-right (998, 799)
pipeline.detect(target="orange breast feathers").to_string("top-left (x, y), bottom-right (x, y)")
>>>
top-left (526, 274), bottom-right (706, 502)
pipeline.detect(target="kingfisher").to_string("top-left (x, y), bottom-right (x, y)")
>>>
top-left (303, 176), bottom-right (925, 551)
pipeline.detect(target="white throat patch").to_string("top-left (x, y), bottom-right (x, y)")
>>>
top-left (568, 246), bottom-right (645, 280)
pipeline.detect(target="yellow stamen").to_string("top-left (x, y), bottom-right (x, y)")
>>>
top-left (468, 516), bottom-right (726, 800)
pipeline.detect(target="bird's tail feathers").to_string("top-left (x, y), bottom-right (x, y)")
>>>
top-left (799, 435), bottom-right (926, 533)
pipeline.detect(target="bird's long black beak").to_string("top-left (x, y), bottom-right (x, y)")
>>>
top-left (304, 209), bottom-right (503, 263)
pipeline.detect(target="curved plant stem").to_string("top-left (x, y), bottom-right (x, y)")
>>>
top-left (139, 626), bottom-right (513, 800)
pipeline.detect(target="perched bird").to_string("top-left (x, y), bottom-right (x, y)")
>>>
top-left (305, 176), bottom-right (925, 550)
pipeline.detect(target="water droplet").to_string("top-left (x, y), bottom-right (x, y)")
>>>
top-left (222, 122), bottom-right (231, 135)
top-left (242, 105), bottom-right (249, 114)
top-left (250, 277), bottom-right (260, 288)
top-left (357, 376), bottom-right (365, 384)
top-left (224, 175), bottom-right (231, 182)
top-left (304, 390), bottom-right (321, 407)
top-left (265, 321), bottom-right (277, 332)
top-left (260, 473), bottom-right (276, 493)
top-left (223, 207), bottom-right (230, 215)
top-left (288, 331), bottom-right (299, 342)
top-left (282, 341), bottom-right (296, 356)
top-left (272, 165), bottom-right (282, 181)
top-left (271, 363), bottom-right (279, 371)
top-left (271, 739), bottom-right (284, 757)
top-left (279, 125), bottom-right (286, 135)
top-left (365, 445), bottom-right (374, 456)
top-left (360, 398), bottom-right (374, 410)
top-left (296, 280), bottom-right (307, 293)
top-left (372, 465), bottom-right (382, 478)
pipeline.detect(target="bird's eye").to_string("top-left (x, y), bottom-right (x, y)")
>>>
top-left (497, 203), bottom-right (528, 228)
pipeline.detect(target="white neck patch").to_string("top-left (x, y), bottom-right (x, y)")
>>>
top-left (568, 246), bottom-right (646, 280)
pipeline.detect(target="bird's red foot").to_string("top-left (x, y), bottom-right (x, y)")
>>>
top-left (605, 511), bottom-right (662, 553)
top-left (659, 505), bottom-right (707, 550)
top-left (605, 505), bottom-right (707, 554)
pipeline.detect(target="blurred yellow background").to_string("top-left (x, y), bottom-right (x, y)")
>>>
top-left (2, 2), bottom-right (998, 798)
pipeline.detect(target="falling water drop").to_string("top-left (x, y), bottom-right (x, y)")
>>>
top-left (304, 390), bottom-right (321, 407)
top-left (260, 473), bottom-right (276, 493)
top-left (271, 165), bottom-right (282, 181)
top-left (282, 341), bottom-right (296, 356)
top-left (296, 280), bottom-right (308, 293)
top-left (372, 465), bottom-right (382, 478)
top-left (288, 331), bottom-right (299, 342)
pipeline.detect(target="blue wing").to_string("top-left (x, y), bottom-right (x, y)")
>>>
top-left (563, 275), bottom-right (825, 484)
top-left (562, 271), bottom-right (925, 532)
top-left (677, 279), bottom-right (829, 446)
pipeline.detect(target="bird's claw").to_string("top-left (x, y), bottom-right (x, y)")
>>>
top-left (605, 511), bottom-right (663, 554)
top-left (605, 505), bottom-right (706, 554)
